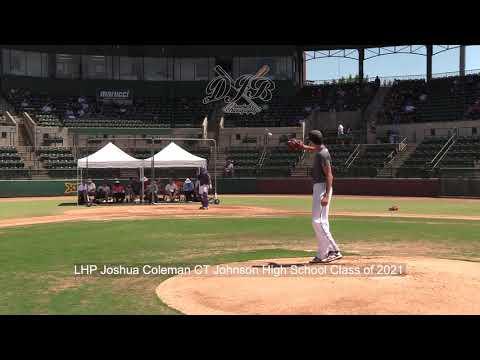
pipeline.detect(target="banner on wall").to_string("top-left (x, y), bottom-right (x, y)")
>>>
top-left (96, 89), bottom-right (133, 104)
top-left (64, 182), bottom-right (77, 194)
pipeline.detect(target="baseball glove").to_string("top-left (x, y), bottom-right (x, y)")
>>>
top-left (287, 138), bottom-right (304, 151)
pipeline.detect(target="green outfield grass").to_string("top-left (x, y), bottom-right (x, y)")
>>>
top-left (1, 215), bottom-right (480, 314)
top-left (0, 199), bottom-right (71, 220)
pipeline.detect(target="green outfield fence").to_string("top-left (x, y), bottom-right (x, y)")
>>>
top-left (1, 177), bottom-right (479, 198)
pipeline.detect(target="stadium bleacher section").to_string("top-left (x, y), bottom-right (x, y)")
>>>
top-left (353, 144), bottom-right (397, 168)
top-left (1, 70), bottom-right (480, 181)
top-left (438, 136), bottom-right (480, 168)
top-left (37, 147), bottom-right (76, 169)
top-left (5, 89), bottom-right (212, 128)
top-left (380, 74), bottom-right (480, 124)
top-left (0, 146), bottom-right (27, 178)
top-left (223, 81), bottom-right (378, 128)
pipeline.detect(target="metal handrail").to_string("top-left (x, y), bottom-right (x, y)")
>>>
top-left (345, 144), bottom-right (360, 166)
top-left (432, 137), bottom-right (457, 170)
top-left (383, 150), bottom-right (397, 167)
top-left (345, 145), bottom-right (361, 169)
top-left (398, 137), bottom-right (408, 152)
top-left (428, 132), bottom-right (456, 167)
top-left (257, 147), bottom-right (268, 168)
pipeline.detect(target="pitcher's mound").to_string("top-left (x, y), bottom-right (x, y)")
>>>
top-left (156, 256), bottom-right (480, 315)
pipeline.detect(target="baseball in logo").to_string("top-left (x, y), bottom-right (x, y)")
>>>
top-left (203, 65), bottom-right (275, 115)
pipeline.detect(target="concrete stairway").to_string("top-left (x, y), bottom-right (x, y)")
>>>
top-left (291, 152), bottom-right (313, 177)
top-left (377, 144), bottom-right (418, 178)
top-left (364, 86), bottom-right (391, 143)
top-left (212, 148), bottom-right (227, 177)
top-left (16, 145), bottom-right (36, 169)
top-left (14, 115), bottom-right (34, 147)
top-left (31, 170), bottom-right (51, 180)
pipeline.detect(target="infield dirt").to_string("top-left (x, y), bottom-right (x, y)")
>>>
top-left (156, 256), bottom-right (480, 315)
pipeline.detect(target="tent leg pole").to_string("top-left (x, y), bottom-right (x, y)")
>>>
top-left (77, 167), bottom-right (80, 207)
top-left (140, 168), bottom-right (144, 204)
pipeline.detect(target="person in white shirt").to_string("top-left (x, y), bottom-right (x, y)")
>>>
top-left (164, 180), bottom-right (178, 202)
top-left (338, 123), bottom-right (344, 136)
top-left (86, 179), bottom-right (96, 205)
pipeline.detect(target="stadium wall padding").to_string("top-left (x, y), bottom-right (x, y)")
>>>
top-left (2, 178), bottom-right (480, 198)
top-left (256, 178), bottom-right (441, 197)
top-left (0, 180), bottom-right (74, 197)
top-left (440, 178), bottom-right (480, 197)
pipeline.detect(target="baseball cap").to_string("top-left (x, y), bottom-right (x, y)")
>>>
top-left (308, 130), bottom-right (324, 145)
top-left (184, 178), bottom-right (191, 183)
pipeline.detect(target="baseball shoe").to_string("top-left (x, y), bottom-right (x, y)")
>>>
top-left (199, 206), bottom-right (208, 210)
top-left (320, 251), bottom-right (343, 263)
top-left (309, 256), bottom-right (324, 264)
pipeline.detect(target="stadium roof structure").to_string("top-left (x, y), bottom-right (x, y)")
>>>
top-left (144, 142), bottom-right (207, 168)
top-left (77, 142), bottom-right (144, 169)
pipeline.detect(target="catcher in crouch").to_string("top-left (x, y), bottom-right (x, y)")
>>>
top-left (289, 130), bottom-right (343, 263)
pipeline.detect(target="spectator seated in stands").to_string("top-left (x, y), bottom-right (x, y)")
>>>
top-left (164, 179), bottom-right (178, 202)
top-left (404, 104), bottom-right (416, 113)
top-left (467, 100), bottom-right (480, 120)
top-left (42, 104), bottom-right (53, 114)
top-left (66, 109), bottom-right (76, 120)
top-left (183, 178), bottom-right (194, 202)
top-left (21, 98), bottom-right (30, 108)
top-left (96, 180), bottom-right (111, 203)
top-left (112, 180), bottom-right (126, 203)
top-left (86, 179), bottom-right (96, 204)
top-left (224, 160), bottom-right (234, 177)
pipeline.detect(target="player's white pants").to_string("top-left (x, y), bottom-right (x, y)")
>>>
top-left (199, 185), bottom-right (209, 195)
top-left (199, 185), bottom-right (209, 208)
top-left (312, 182), bottom-right (340, 259)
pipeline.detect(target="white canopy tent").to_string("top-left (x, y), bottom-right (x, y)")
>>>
top-left (77, 142), bottom-right (146, 205)
top-left (144, 141), bottom-right (217, 201)
top-left (144, 142), bottom-right (207, 168)
top-left (78, 142), bottom-right (145, 168)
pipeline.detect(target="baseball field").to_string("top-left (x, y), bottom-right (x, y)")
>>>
top-left (1, 195), bottom-right (480, 315)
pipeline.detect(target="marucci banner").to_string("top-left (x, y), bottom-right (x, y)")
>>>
top-left (96, 89), bottom-right (133, 104)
